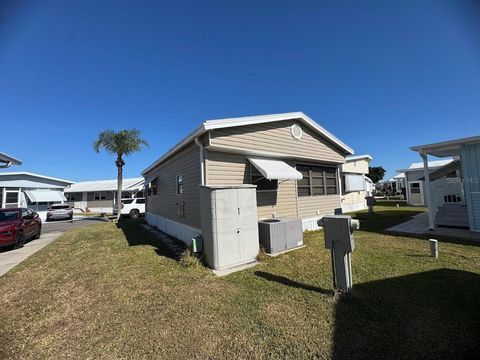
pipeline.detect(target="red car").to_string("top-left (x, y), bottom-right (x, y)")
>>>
top-left (0, 208), bottom-right (42, 249)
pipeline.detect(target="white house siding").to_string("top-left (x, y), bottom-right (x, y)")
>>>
top-left (461, 143), bottom-right (480, 231)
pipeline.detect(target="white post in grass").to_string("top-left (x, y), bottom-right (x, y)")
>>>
top-left (429, 239), bottom-right (438, 258)
top-left (421, 152), bottom-right (435, 230)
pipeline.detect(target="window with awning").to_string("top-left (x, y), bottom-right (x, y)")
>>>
top-left (248, 158), bottom-right (303, 191)
top-left (24, 190), bottom-right (66, 203)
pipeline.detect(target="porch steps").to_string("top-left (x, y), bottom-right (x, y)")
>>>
top-left (435, 204), bottom-right (469, 229)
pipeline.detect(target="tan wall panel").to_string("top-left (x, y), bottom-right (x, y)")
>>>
top-left (146, 142), bottom-right (201, 229)
top-left (209, 120), bottom-right (345, 163)
top-left (87, 200), bottom-right (114, 208)
top-left (206, 151), bottom-right (342, 220)
top-left (297, 195), bottom-right (341, 219)
top-left (342, 191), bottom-right (366, 205)
top-left (341, 159), bottom-right (369, 174)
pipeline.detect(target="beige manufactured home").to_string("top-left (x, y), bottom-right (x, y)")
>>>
top-left (340, 154), bottom-right (373, 213)
top-left (142, 112), bottom-right (354, 244)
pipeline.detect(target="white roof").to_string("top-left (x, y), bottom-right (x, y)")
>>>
top-left (0, 152), bottom-right (22, 166)
top-left (142, 112), bottom-right (354, 175)
top-left (25, 190), bottom-right (66, 203)
top-left (65, 177), bottom-right (144, 193)
top-left (248, 157), bottom-right (303, 181)
top-left (397, 159), bottom-right (454, 173)
top-left (393, 172), bottom-right (405, 179)
top-left (0, 172), bottom-right (73, 185)
top-left (345, 154), bottom-right (372, 162)
top-left (411, 135), bottom-right (480, 157)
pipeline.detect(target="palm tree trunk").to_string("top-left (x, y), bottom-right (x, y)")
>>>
top-left (116, 156), bottom-right (124, 221)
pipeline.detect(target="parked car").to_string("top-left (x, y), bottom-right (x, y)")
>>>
top-left (46, 204), bottom-right (73, 221)
top-left (113, 198), bottom-right (146, 219)
top-left (0, 208), bottom-right (42, 248)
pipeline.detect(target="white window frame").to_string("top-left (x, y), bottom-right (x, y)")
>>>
top-left (94, 191), bottom-right (107, 201)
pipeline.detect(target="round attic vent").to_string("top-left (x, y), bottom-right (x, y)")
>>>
top-left (291, 124), bottom-right (303, 140)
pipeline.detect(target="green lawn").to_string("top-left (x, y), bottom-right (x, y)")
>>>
top-left (1, 205), bottom-right (479, 359)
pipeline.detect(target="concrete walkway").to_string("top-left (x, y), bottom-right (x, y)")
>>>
top-left (387, 212), bottom-right (480, 242)
top-left (0, 232), bottom-right (63, 277)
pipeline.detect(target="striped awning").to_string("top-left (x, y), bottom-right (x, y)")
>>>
top-left (24, 190), bottom-right (67, 203)
top-left (248, 158), bottom-right (303, 181)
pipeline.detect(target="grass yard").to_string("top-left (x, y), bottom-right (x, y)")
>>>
top-left (1, 205), bottom-right (479, 359)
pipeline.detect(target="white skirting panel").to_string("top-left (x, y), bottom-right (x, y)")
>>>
top-left (341, 201), bottom-right (367, 214)
top-left (146, 212), bottom-right (201, 245)
top-left (88, 207), bottom-right (114, 214)
top-left (302, 216), bottom-right (324, 231)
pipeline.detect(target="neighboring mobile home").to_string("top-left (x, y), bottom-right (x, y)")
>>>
top-left (397, 159), bottom-right (455, 206)
top-left (340, 154), bottom-right (373, 213)
top-left (411, 136), bottom-right (480, 231)
top-left (142, 112), bottom-right (354, 244)
top-left (377, 173), bottom-right (406, 197)
top-left (65, 177), bottom-right (144, 213)
top-left (0, 172), bottom-right (73, 221)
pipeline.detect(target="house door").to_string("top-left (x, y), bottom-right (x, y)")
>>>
top-left (409, 181), bottom-right (424, 206)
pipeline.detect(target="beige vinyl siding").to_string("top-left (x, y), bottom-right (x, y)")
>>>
top-left (146, 142), bottom-right (201, 229)
top-left (341, 159), bottom-right (369, 174)
top-left (297, 194), bottom-right (341, 219)
top-left (206, 151), bottom-right (341, 219)
top-left (209, 120), bottom-right (345, 163)
top-left (86, 199), bottom-right (114, 209)
top-left (207, 151), bottom-right (298, 219)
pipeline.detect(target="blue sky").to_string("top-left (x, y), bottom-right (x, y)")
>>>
top-left (1, 0), bottom-right (479, 181)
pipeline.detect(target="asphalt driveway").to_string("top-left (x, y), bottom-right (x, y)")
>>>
top-left (0, 217), bottom-right (108, 276)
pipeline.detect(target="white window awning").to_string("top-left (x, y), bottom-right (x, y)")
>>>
top-left (24, 190), bottom-right (67, 203)
top-left (248, 157), bottom-right (303, 181)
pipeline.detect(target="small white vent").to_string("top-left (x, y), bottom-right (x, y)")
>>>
top-left (291, 124), bottom-right (303, 140)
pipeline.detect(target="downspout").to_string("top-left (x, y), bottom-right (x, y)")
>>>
top-left (337, 166), bottom-right (343, 213)
top-left (194, 137), bottom-right (205, 185)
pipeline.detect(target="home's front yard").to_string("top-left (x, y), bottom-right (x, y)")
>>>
top-left (1, 205), bottom-right (479, 359)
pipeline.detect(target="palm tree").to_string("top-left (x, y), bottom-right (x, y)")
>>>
top-left (93, 129), bottom-right (148, 221)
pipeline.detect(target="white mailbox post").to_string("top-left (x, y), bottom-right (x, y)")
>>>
top-left (318, 215), bottom-right (359, 291)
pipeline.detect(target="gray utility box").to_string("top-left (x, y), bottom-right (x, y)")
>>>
top-left (258, 218), bottom-right (303, 254)
top-left (200, 185), bottom-right (260, 270)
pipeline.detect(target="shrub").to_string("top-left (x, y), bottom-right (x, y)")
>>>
top-left (256, 247), bottom-right (269, 262)
top-left (179, 248), bottom-right (203, 268)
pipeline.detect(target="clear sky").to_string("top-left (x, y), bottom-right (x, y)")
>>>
top-left (1, 0), bottom-right (479, 182)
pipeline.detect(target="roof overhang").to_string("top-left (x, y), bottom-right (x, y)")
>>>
top-left (345, 154), bottom-right (372, 162)
top-left (0, 172), bottom-right (73, 185)
top-left (0, 152), bottom-right (22, 167)
top-left (410, 135), bottom-right (480, 157)
top-left (142, 112), bottom-right (354, 175)
top-left (248, 157), bottom-right (303, 181)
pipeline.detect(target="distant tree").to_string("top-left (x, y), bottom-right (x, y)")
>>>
top-left (93, 129), bottom-right (148, 221)
top-left (368, 166), bottom-right (386, 184)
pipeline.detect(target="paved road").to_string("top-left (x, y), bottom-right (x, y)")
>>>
top-left (0, 217), bottom-right (108, 277)
top-left (42, 216), bottom-right (109, 234)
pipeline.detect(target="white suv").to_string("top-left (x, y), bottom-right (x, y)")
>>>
top-left (114, 198), bottom-right (146, 219)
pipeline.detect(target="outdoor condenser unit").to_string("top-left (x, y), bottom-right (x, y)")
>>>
top-left (258, 218), bottom-right (303, 254)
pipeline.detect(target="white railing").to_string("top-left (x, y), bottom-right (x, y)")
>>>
top-left (74, 201), bottom-right (88, 213)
